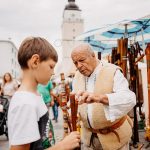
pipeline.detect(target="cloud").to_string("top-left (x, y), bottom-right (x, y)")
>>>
top-left (0, 0), bottom-right (149, 50)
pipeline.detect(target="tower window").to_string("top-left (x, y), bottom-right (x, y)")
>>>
top-left (12, 59), bottom-right (14, 64)
top-left (12, 69), bottom-right (14, 75)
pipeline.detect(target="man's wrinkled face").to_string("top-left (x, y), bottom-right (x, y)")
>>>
top-left (71, 50), bottom-right (96, 77)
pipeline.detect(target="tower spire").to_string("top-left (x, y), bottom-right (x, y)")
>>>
top-left (65, 0), bottom-right (80, 11)
top-left (68, 0), bottom-right (75, 2)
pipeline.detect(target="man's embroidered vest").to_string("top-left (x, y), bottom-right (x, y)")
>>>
top-left (73, 63), bottom-right (133, 150)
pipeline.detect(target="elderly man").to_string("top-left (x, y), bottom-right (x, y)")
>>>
top-left (71, 43), bottom-right (136, 150)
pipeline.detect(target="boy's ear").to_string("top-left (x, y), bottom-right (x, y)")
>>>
top-left (30, 54), bottom-right (40, 69)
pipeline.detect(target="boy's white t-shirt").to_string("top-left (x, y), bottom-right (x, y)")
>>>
top-left (8, 91), bottom-right (53, 148)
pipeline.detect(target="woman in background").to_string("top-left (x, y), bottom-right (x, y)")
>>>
top-left (0, 72), bottom-right (18, 100)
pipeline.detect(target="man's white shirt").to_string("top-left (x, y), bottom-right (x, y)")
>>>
top-left (84, 63), bottom-right (136, 127)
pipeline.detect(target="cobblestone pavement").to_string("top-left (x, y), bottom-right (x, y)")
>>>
top-left (0, 135), bottom-right (8, 150)
top-left (50, 107), bottom-right (64, 142)
top-left (0, 107), bottom-right (150, 150)
top-left (130, 130), bottom-right (150, 150)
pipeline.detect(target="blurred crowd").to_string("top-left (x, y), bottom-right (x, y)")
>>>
top-left (0, 72), bottom-right (74, 123)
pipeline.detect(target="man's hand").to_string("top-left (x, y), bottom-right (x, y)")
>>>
top-left (76, 91), bottom-right (109, 105)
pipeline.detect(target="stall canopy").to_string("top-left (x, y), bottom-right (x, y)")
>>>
top-left (76, 14), bottom-right (150, 53)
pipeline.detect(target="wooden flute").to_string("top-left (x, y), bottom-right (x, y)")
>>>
top-left (70, 93), bottom-right (81, 150)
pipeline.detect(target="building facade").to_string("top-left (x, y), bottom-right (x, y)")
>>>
top-left (59, 0), bottom-right (84, 75)
top-left (0, 40), bottom-right (20, 79)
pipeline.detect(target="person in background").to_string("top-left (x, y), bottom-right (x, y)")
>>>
top-left (0, 72), bottom-right (18, 100)
top-left (71, 43), bottom-right (136, 150)
top-left (68, 74), bottom-right (75, 92)
top-left (0, 84), bottom-right (2, 96)
top-left (37, 80), bottom-right (54, 110)
top-left (8, 37), bottom-right (80, 150)
top-left (51, 82), bottom-right (59, 123)
top-left (37, 80), bottom-right (55, 143)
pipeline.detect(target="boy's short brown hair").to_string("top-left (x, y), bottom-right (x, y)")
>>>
top-left (18, 37), bottom-right (58, 69)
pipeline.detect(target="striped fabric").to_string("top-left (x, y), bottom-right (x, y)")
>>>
top-left (76, 15), bottom-right (150, 53)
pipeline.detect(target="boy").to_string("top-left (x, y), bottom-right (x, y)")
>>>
top-left (8, 37), bottom-right (80, 150)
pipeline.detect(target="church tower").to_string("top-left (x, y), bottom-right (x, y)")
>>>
top-left (60, 0), bottom-right (84, 75)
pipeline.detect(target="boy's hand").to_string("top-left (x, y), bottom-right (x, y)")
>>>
top-left (61, 131), bottom-right (80, 150)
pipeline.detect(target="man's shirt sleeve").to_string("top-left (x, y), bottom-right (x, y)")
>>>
top-left (104, 70), bottom-right (136, 122)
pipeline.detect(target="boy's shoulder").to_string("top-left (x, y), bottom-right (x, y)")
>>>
top-left (11, 91), bottom-right (41, 106)
top-left (9, 91), bottom-right (47, 118)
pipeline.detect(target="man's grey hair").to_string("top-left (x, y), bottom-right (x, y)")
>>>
top-left (72, 43), bottom-right (94, 54)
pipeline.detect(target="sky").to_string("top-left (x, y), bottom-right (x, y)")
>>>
top-left (0, 0), bottom-right (150, 58)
